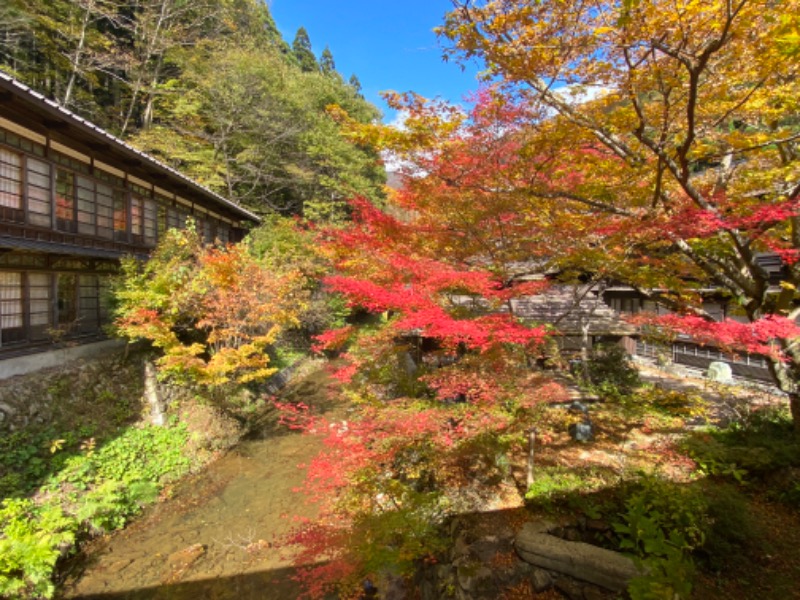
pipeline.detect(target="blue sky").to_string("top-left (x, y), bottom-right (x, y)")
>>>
top-left (267, 0), bottom-right (484, 123)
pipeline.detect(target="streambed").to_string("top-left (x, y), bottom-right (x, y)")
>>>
top-left (60, 367), bottom-right (337, 600)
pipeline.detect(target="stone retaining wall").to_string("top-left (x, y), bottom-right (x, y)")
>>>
top-left (0, 345), bottom-right (145, 432)
top-left (407, 517), bottom-right (639, 600)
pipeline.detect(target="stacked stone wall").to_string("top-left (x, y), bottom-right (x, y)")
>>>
top-left (0, 348), bottom-right (145, 432)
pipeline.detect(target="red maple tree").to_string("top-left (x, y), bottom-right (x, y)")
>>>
top-left (276, 96), bottom-right (573, 595)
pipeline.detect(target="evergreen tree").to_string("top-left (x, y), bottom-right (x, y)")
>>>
top-left (1, 0), bottom-right (385, 222)
top-left (0, 1), bottom-right (32, 75)
top-left (292, 26), bottom-right (318, 72)
top-left (348, 74), bottom-right (362, 96)
top-left (320, 45), bottom-right (335, 75)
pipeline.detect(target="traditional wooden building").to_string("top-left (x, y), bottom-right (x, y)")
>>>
top-left (515, 280), bottom-right (776, 384)
top-left (512, 284), bottom-right (636, 353)
top-left (0, 72), bottom-right (259, 362)
top-left (601, 268), bottom-right (783, 383)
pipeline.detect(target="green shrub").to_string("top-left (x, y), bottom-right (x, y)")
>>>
top-left (0, 499), bottom-right (76, 599)
top-left (0, 430), bottom-right (58, 497)
top-left (525, 466), bottom-right (608, 510)
top-left (92, 423), bottom-right (191, 484)
top-left (682, 407), bottom-right (800, 482)
top-left (699, 483), bottom-right (759, 571)
top-left (0, 422), bottom-right (194, 599)
top-left (77, 480), bottom-right (159, 533)
top-left (780, 477), bottom-right (800, 507)
top-left (637, 387), bottom-right (709, 419)
top-left (585, 344), bottom-right (641, 397)
top-left (614, 476), bottom-right (709, 599)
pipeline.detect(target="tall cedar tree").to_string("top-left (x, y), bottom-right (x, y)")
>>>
top-left (348, 73), bottom-right (362, 95)
top-left (320, 45), bottom-right (335, 75)
top-left (292, 26), bottom-right (318, 73)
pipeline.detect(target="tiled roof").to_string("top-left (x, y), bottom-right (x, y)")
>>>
top-left (510, 285), bottom-right (635, 335)
top-left (0, 71), bottom-right (259, 224)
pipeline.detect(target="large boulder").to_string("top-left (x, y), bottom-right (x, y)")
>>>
top-left (707, 361), bottom-right (734, 384)
top-left (515, 521), bottom-right (643, 593)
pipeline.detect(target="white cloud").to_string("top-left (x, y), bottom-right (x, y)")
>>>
top-left (386, 108), bottom-right (410, 131)
top-left (555, 84), bottom-right (612, 105)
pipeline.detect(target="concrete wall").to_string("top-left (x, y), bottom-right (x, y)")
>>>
top-left (0, 339), bottom-right (127, 380)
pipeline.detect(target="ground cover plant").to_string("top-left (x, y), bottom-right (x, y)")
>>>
top-left (0, 356), bottom-right (202, 600)
top-left (0, 419), bottom-right (195, 599)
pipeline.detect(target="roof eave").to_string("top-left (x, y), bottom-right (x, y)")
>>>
top-left (0, 71), bottom-right (260, 225)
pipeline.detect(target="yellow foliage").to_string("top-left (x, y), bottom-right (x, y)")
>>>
top-left (114, 229), bottom-right (307, 388)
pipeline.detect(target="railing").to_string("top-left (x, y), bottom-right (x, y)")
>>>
top-left (0, 221), bottom-right (149, 256)
top-left (635, 339), bottom-right (774, 383)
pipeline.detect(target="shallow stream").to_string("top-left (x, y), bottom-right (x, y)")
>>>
top-left (60, 366), bottom-right (336, 600)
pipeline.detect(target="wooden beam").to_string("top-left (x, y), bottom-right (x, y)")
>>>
top-left (43, 119), bottom-right (69, 129)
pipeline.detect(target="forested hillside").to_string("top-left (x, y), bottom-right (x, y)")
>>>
top-left (0, 0), bottom-right (385, 221)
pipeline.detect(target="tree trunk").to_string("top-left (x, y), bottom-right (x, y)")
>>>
top-left (790, 393), bottom-right (800, 433)
top-left (121, 0), bottom-right (170, 136)
top-left (767, 352), bottom-right (800, 433)
top-left (141, 53), bottom-right (164, 130)
top-left (62, 2), bottom-right (93, 109)
top-left (579, 317), bottom-right (591, 381)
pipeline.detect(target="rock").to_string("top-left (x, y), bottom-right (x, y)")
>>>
top-left (382, 574), bottom-right (406, 600)
top-left (496, 559), bottom-right (531, 585)
top-left (428, 563), bottom-right (455, 599)
top-left (452, 530), bottom-right (471, 559)
top-left (585, 519), bottom-right (610, 532)
top-left (104, 558), bottom-right (134, 574)
top-left (550, 526), bottom-right (566, 539)
top-left (470, 537), bottom-right (506, 563)
top-left (0, 402), bottom-right (13, 419)
top-left (449, 516), bottom-right (465, 536)
top-left (554, 576), bottom-right (585, 600)
top-left (568, 400), bottom-right (590, 414)
top-left (707, 361), bottom-right (733, 383)
top-left (144, 360), bottom-right (165, 426)
top-left (399, 351), bottom-right (418, 377)
top-left (515, 521), bottom-right (643, 592)
top-left (418, 576), bottom-right (438, 600)
top-left (530, 568), bottom-right (553, 592)
top-left (456, 563), bottom-right (496, 598)
top-left (569, 420), bottom-right (594, 442)
top-left (162, 543), bottom-right (206, 584)
top-left (583, 583), bottom-right (614, 600)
